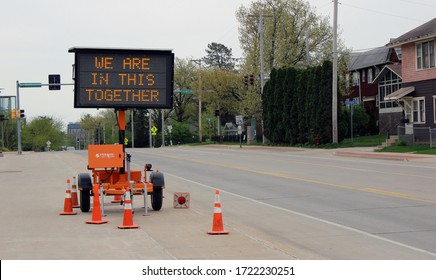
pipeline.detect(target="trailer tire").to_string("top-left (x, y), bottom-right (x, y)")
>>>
top-left (78, 173), bottom-right (92, 212)
top-left (80, 189), bottom-right (91, 212)
top-left (150, 172), bottom-right (164, 211)
top-left (151, 186), bottom-right (163, 211)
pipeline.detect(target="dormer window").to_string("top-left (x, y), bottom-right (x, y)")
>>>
top-left (416, 40), bottom-right (435, 70)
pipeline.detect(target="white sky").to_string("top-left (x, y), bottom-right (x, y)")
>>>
top-left (1, 0), bottom-right (435, 126)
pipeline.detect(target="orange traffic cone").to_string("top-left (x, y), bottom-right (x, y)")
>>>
top-left (111, 194), bottom-right (122, 203)
top-left (207, 189), bottom-right (229, 235)
top-left (118, 191), bottom-right (139, 229)
top-left (71, 177), bottom-right (79, 208)
top-left (86, 184), bottom-right (108, 224)
top-left (59, 179), bottom-right (77, 215)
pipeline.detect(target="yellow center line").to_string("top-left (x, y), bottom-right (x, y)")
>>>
top-left (139, 150), bottom-right (436, 205)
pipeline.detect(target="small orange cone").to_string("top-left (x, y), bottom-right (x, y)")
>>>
top-left (86, 184), bottom-right (108, 224)
top-left (111, 194), bottom-right (122, 203)
top-left (207, 189), bottom-right (229, 235)
top-left (59, 179), bottom-right (77, 215)
top-left (71, 177), bottom-right (79, 208)
top-left (118, 191), bottom-right (139, 229)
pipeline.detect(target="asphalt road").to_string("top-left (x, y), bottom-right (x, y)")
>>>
top-left (1, 145), bottom-right (436, 260)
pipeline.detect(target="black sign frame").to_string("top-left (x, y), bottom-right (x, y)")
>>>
top-left (69, 47), bottom-right (174, 109)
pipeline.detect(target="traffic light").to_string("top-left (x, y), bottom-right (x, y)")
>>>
top-left (11, 109), bottom-right (16, 119)
top-left (249, 74), bottom-right (254, 85)
top-left (48, 74), bottom-right (61, 90)
top-left (19, 109), bottom-right (25, 119)
top-left (243, 75), bottom-right (248, 87)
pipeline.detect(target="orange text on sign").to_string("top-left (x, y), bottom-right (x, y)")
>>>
top-left (85, 89), bottom-right (159, 102)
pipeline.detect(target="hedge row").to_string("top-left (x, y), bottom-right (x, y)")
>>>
top-left (262, 61), bottom-right (345, 145)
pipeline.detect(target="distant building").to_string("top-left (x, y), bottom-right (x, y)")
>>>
top-left (67, 122), bottom-right (84, 149)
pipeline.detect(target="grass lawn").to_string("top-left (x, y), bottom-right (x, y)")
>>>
top-left (321, 134), bottom-right (386, 149)
top-left (377, 144), bottom-right (436, 155)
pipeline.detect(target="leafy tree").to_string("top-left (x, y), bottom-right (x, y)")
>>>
top-left (22, 116), bottom-right (65, 151)
top-left (236, 0), bottom-right (334, 76)
top-left (173, 58), bottom-right (196, 123)
top-left (169, 121), bottom-right (194, 144)
top-left (203, 42), bottom-right (235, 70)
top-left (344, 105), bottom-right (370, 137)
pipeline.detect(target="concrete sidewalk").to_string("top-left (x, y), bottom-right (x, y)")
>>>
top-left (332, 147), bottom-right (436, 162)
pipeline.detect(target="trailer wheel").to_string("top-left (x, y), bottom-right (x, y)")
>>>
top-left (78, 173), bottom-right (92, 212)
top-left (80, 189), bottom-right (91, 212)
top-left (151, 186), bottom-right (163, 211)
top-left (150, 172), bottom-right (164, 211)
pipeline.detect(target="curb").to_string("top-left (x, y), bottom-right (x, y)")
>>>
top-left (334, 151), bottom-right (429, 161)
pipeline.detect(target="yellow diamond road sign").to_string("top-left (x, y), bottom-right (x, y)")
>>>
top-left (151, 126), bottom-right (158, 136)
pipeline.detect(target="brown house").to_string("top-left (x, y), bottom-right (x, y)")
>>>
top-left (385, 18), bottom-right (436, 142)
top-left (346, 47), bottom-right (400, 133)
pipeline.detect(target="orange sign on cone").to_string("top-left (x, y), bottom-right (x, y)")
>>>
top-left (207, 189), bottom-right (229, 235)
top-left (60, 179), bottom-right (77, 215)
top-left (71, 177), bottom-right (79, 208)
top-left (86, 184), bottom-right (108, 224)
top-left (118, 191), bottom-right (139, 229)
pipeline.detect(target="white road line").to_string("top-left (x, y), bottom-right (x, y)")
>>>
top-left (167, 172), bottom-right (436, 258)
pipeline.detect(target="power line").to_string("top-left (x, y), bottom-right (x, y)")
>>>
top-left (398, 0), bottom-right (436, 8)
top-left (340, 2), bottom-right (425, 23)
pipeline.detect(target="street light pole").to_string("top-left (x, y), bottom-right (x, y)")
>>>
top-left (16, 81), bottom-right (22, 155)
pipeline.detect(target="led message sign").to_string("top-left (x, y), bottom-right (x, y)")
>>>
top-left (69, 48), bottom-right (174, 109)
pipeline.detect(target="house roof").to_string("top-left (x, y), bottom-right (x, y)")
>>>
top-left (384, 86), bottom-right (415, 101)
top-left (348, 47), bottom-right (392, 71)
top-left (372, 64), bottom-right (402, 84)
top-left (387, 18), bottom-right (436, 47)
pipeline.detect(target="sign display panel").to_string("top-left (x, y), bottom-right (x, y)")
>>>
top-left (69, 48), bottom-right (174, 109)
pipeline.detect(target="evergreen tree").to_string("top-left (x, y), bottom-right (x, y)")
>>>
top-left (282, 67), bottom-right (296, 144)
top-left (289, 68), bottom-right (302, 145)
top-left (203, 42), bottom-right (235, 70)
top-left (296, 70), bottom-right (308, 143)
top-left (272, 68), bottom-right (287, 143)
top-left (319, 61), bottom-right (333, 144)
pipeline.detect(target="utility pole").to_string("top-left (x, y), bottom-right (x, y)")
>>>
top-left (332, 0), bottom-right (339, 143)
top-left (259, 9), bottom-right (265, 92)
top-left (192, 59), bottom-right (203, 143)
top-left (257, 9), bottom-right (272, 145)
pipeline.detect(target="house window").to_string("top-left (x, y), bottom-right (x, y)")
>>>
top-left (352, 72), bottom-right (359, 86)
top-left (412, 97), bottom-right (425, 123)
top-left (378, 71), bottom-right (401, 109)
top-left (367, 68), bottom-right (373, 83)
top-left (416, 40), bottom-right (435, 70)
top-left (362, 70), bottom-right (366, 83)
